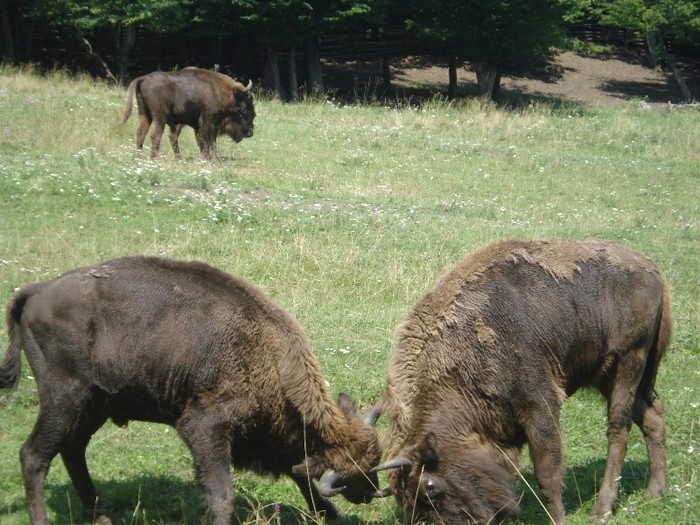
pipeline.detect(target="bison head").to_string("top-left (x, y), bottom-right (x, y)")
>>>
top-left (292, 393), bottom-right (384, 505)
top-left (373, 432), bottom-right (518, 525)
top-left (220, 80), bottom-right (255, 143)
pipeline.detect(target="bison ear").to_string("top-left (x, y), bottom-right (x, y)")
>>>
top-left (291, 455), bottom-right (326, 478)
top-left (416, 432), bottom-right (440, 465)
top-left (336, 392), bottom-right (358, 416)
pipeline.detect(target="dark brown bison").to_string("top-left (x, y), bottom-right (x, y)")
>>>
top-left (373, 239), bottom-right (671, 524)
top-left (0, 257), bottom-right (381, 525)
top-left (122, 67), bottom-right (255, 159)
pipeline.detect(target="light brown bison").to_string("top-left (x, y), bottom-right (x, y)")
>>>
top-left (122, 67), bottom-right (255, 159)
top-left (373, 238), bottom-right (671, 524)
top-left (0, 257), bottom-right (381, 525)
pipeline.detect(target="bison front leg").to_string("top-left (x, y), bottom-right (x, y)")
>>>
top-left (194, 119), bottom-right (218, 160)
top-left (176, 411), bottom-right (234, 525)
top-left (523, 407), bottom-right (566, 524)
top-left (289, 470), bottom-right (339, 519)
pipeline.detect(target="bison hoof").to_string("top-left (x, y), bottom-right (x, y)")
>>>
top-left (84, 504), bottom-right (114, 525)
top-left (588, 510), bottom-right (612, 524)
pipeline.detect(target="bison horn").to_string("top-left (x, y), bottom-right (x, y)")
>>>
top-left (362, 403), bottom-right (382, 427)
top-left (318, 469), bottom-right (346, 497)
top-left (244, 79), bottom-right (253, 92)
top-left (370, 456), bottom-right (412, 474)
top-left (369, 487), bottom-right (393, 498)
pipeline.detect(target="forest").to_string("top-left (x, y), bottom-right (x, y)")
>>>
top-left (1, 0), bottom-right (699, 101)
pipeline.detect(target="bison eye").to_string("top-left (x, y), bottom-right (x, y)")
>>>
top-left (420, 474), bottom-right (444, 501)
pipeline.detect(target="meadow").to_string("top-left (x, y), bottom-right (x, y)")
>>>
top-left (0, 67), bottom-right (698, 524)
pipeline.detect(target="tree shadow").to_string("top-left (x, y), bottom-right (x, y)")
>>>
top-left (41, 474), bottom-right (373, 524)
top-left (515, 457), bottom-right (655, 523)
top-left (322, 48), bottom-right (698, 108)
top-left (496, 87), bottom-right (586, 112)
top-left (322, 55), bottom-right (580, 108)
top-left (598, 79), bottom-right (676, 103)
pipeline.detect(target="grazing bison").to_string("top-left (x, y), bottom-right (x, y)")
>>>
top-left (0, 257), bottom-right (381, 525)
top-left (373, 239), bottom-right (671, 524)
top-left (122, 67), bottom-right (255, 159)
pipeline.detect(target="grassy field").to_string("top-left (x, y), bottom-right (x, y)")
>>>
top-left (0, 66), bottom-right (698, 524)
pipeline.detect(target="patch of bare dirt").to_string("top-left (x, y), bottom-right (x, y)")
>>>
top-left (324, 50), bottom-right (699, 107)
top-left (503, 52), bottom-right (695, 106)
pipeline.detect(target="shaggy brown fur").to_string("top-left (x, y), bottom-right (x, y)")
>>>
top-left (379, 238), bottom-right (671, 524)
top-left (122, 67), bottom-right (255, 159)
top-left (0, 257), bottom-right (380, 525)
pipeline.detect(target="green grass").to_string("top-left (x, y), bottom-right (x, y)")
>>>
top-left (0, 65), bottom-right (698, 524)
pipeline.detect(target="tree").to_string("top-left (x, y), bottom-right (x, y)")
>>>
top-left (233, 0), bottom-right (309, 99)
top-left (188, 0), bottom-right (243, 68)
top-left (592, 0), bottom-right (700, 100)
top-left (28, 0), bottom-right (192, 82)
top-left (406, 0), bottom-right (568, 100)
top-left (235, 0), bottom-right (373, 97)
top-left (0, 0), bottom-right (38, 64)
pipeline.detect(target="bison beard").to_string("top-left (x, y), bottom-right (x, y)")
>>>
top-left (374, 238), bottom-right (671, 525)
top-left (122, 67), bottom-right (255, 160)
top-left (0, 257), bottom-right (381, 525)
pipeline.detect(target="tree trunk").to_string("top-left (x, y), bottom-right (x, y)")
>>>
top-left (474, 62), bottom-right (501, 100)
top-left (115, 23), bottom-right (136, 84)
top-left (77, 30), bottom-right (118, 83)
top-left (447, 55), bottom-right (457, 99)
top-left (265, 47), bottom-right (282, 98)
top-left (668, 61), bottom-right (693, 102)
top-left (382, 56), bottom-right (391, 92)
top-left (646, 32), bottom-right (660, 68)
top-left (19, 15), bottom-right (33, 62)
top-left (650, 33), bottom-right (694, 103)
top-left (492, 69), bottom-right (502, 100)
top-left (288, 48), bottom-right (298, 101)
top-left (304, 37), bottom-right (324, 93)
top-left (0, 0), bottom-right (15, 63)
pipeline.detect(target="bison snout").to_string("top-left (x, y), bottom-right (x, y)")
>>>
top-left (319, 468), bottom-right (385, 504)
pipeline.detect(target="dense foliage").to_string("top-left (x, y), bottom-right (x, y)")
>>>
top-left (0, 0), bottom-right (698, 98)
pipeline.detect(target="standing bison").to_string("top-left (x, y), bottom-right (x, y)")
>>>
top-left (373, 239), bottom-right (671, 524)
top-left (0, 257), bottom-right (381, 525)
top-left (122, 67), bottom-right (255, 159)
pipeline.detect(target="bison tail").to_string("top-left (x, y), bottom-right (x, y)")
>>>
top-left (122, 78), bottom-right (139, 123)
top-left (638, 278), bottom-right (673, 403)
top-left (0, 288), bottom-right (31, 389)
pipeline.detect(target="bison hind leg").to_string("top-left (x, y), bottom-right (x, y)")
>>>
top-left (169, 124), bottom-right (184, 158)
top-left (60, 411), bottom-right (112, 523)
top-left (633, 395), bottom-right (666, 499)
top-left (592, 349), bottom-right (650, 521)
top-left (20, 397), bottom-right (105, 524)
top-left (136, 113), bottom-right (151, 152)
top-left (148, 121), bottom-right (167, 158)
